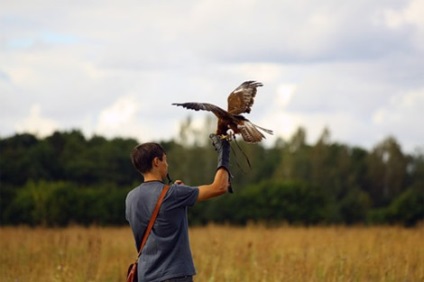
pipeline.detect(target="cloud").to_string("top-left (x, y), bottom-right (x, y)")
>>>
top-left (276, 84), bottom-right (297, 109)
top-left (383, 0), bottom-right (424, 51)
top-left (179, 0), bottom-right (416, 63)
top-left (373, 88), bottom-right (424, 147)
top-left (94, 95), bottom-right (146, 140)
top-left (15, 104), bottom-right (58, 136)
top-left (384, 0), bottom-right (424, 28)
top-left (1, 0), bottom-right (423, 153)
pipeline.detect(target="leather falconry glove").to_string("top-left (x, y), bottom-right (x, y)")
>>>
top-left (209, 134), bottom-right (233, 193)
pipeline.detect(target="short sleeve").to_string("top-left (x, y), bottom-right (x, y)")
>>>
top-left (167, 184), bottom-right (199, 209)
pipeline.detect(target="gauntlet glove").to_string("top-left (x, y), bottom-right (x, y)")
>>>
top-left (209, 134), bottom-right (233, 193)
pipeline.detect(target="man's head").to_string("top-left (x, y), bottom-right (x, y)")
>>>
top-left (131, 142), bottom-right (167, 175)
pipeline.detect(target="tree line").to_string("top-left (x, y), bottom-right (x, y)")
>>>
top-left (1, 124), bottom-right (423, 227)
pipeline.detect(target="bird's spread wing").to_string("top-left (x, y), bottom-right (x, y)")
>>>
top-left (172, 102), bottom-right (230, 119)
top-left (227, 81), bottom-right (263, 115)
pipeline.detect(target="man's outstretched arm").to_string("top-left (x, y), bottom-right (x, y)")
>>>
top-left (197, 134), bottom-right (232, 202)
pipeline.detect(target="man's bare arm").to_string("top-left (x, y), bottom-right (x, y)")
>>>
top-left (197, 168), bottom-right (230, 202)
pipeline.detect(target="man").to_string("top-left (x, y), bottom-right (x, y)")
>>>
top-left (125, 134), bottom-right (231, 282)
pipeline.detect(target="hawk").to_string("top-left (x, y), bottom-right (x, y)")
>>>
top-left (172, 81), bottom-right (273, 143)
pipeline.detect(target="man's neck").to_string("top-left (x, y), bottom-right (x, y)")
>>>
top-left (143, 172), bottom-right (163, 182)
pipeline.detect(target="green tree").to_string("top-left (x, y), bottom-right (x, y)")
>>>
top-left (367, 137), bottom-right (408, 206)
top-left (273, 127), bottom-right (311, 181)
top-left (0, 133), bottom-right (39, 186)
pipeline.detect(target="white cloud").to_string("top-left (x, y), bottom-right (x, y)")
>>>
top-left (15, 104), bottom-right (58, 136)
top-left (373, 88), bottom-right (424, 137)
top-left (276, 84), bottom-right (297, 109)
top-left (383, 0), bottom-right (424, 50)
top-left (384, 0), bottom-right (424, 28)
top-left (1, 0), bottom-right (424, 153)
top-left (261, 112), bottom-right (300, 143)
top-left (376, 88), bottom-right (424, 121)
top-left (95, 95), bottom-right (144, 139)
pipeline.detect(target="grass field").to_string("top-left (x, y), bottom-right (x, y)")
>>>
top-left (1, 225), bottom-right (423, 282)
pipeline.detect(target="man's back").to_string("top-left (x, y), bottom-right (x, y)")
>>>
top-left (125, 181), bottom-right (199, 282)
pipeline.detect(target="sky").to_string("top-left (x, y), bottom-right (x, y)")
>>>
top-left (1, 0), bottom-right (423, 153)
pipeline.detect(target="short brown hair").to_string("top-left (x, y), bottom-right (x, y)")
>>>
top-left (131, 143), bottom-right (166, 174)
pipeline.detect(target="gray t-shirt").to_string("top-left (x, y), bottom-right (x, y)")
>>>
top-left (125, 181), bottom-right (199, 282)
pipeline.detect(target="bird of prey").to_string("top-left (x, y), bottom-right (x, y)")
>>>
top-left (172, 80), bottom-right (273, 143)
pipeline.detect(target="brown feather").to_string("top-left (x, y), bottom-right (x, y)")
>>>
top-left (172, 81), bottom-right (272, 143)
top-left (227, 81), bottom-right (263, 115)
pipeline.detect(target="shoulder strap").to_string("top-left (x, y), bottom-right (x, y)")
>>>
top-left (137, 184), bottom-right (170, 257)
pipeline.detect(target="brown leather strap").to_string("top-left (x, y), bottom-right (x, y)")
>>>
top-left (137, 184), bottom-right (170, 256)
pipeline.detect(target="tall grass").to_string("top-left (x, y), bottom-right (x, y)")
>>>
top-left (1, 225), bottom-right (423, 281)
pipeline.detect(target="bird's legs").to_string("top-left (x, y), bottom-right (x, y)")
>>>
top-left (219, 129), bottom-right (236, 142)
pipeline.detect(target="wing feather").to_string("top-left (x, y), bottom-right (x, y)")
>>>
top-left (172, 102), bottom-right (230, 119)
top-left (227, 81), bottom-right (263, 115)
top-left (173, 83), bottom-right (272, 144)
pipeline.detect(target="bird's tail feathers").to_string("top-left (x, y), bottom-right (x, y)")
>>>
top-left (238, 122), bottom-right (264, 143)
top-left (254, 124), bottom-right (273, 135)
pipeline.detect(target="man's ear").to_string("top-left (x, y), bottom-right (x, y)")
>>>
top-left (152, 157), bottom-right (159, 167)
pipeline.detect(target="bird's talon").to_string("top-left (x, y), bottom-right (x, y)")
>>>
top-left (219, 134), bottom-right (234, 142)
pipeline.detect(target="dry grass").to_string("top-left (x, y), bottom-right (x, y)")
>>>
top-left (1, 225), bottom-right (423, 282)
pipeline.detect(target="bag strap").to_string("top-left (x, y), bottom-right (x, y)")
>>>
top-left (137, 184), bottom-right (170, 257)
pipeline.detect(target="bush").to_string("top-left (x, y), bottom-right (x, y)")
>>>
top-left (190, 180), bottom-right (328, 225)
top-left (339, 188), bottom-right (372, 224)
top-left (388, 186), bottom-right (424, 227)
top-left (2, 181), bottom-right (129, 226)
